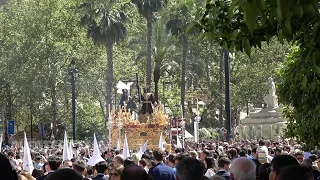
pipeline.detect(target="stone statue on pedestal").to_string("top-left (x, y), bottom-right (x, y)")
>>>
top-left (263, 77), bottom-right (278, 109)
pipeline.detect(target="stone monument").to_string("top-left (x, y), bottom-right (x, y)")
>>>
top-left (236, 77), bottom-right (286, 140)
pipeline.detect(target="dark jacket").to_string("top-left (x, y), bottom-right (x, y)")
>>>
top-left (92, 174), bottom-right (108, 180)
top-left (36, 172), bottom-right (54, 180)
top-left (216, 170), bottom-right (230, 180)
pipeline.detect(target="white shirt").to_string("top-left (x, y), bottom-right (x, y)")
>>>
top-left (205, 168), bottom-right (215, 178)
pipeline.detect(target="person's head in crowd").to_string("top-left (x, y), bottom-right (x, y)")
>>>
top-left (239, 150), bottom-right (246, 157)
top-left (45, 168), bottom-right (83, 180)
top-left (175, 148), bottom-right (182, 154)
top-left (269, 155), bottom-right (299, 180)
top-left (295, 151), bottom-right (304, 164)
top-left (309, 154), bottom-right (318, 163)
top-left (110, 165), bottom-right (124, 180)
top-left (167, 154), bottom-right (176, 168)
top-left (257, 163), bottom-right (270, 180)
top-left (95, 161), bottom-right (108, 175)
top-left (230, 157), bottom-right (256, 180)
top-left (0, 153), bottom-right (18, 180)
top-left (189, 151), bottom-right (198, 159)
top-left (72, 160), bottom-right (87, 177)
top-left (48, 157), bottom-right (62, 171)
top-left (277, 165), bottom-right (314, 180)
top-left (138, 159), bottom-right (147, 168)
top-left (141, 154), bottom-right (150, 160)
top-left (284, 146), bottom-right (291, 153)
top-left (124, 158), bottom-right (135, 167)
top-left (176, 157), bottom-right (204, 180)
top-left (147, 159), bottom-right (155, 169)
top-left (32, 169), bottom-right (44, 179)
top-left (120, 164), bottom-right (153, 180)
top-left (131, 153), bottom-right (140, 165)
top-left (259, 140), bottom-right (266, 147)
top-left (19, 170), bottom-right (34, 180)
top-left (18, 174), bottom-right (27, 180)
top-left (204, 157), bottom-right (216, 170)
top-left (218, 157), bottom-right (231, 171)
top-left (228, 148), bottom-right (238, 160)
top-left (200, 149), bottom-right (210, 161)
top-left (274, 148), bottom-right (282, 156)
top-left (175, 153), bottom-right (190, 165)
top-left (63, 160), bottom-right (73, 168)
top-left (152, 149), bottom-right (165, 163)
top-left (302, 159), bottom-right (313, 168)
top-left (252, 147), bottom-right (258, 159)
top-left (114, 155), bottom-right (125, 167)
top-left (210, 175), bottom-right (225, 180)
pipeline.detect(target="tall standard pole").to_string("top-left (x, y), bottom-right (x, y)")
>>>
top-left (71, 74), bottom-right (76, 141)
top-left (224, 50), bottom-right (232, 141)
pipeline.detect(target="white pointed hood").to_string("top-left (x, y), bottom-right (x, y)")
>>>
top-left (23, 132), bottom-right (34, 174)
top-left (69, 140), bottom-right (73, 159)
top-left (176, 136), bottom-right (182, 148)
top-left (158, 132), bottom-right (164, 150)
top-left (123, 134), bottom-right (130, 159)
top-left (87, 133), bottom-right (105, 166)
top-left (117, 138), bottom-right (121, 150)
top-left (142, 140), bottom-right (148, 153)
top-left (63, 131), bottom-right (72, 161)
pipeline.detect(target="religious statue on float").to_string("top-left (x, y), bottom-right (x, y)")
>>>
top-left (117, 81), bottom-right (137, 113)
top-left (139, 85), bottom-right (157, 114)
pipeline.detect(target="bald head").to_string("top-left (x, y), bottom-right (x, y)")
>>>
top-left (230, 157), bottom-right (256, 180)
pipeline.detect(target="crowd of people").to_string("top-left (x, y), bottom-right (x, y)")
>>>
top-left (0, 139), bottom-right (319, 180)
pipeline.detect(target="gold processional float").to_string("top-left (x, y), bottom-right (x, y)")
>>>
top-left (107, 84), bottom-right (171, 151)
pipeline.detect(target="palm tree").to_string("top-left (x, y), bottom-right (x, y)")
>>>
top-left (129, 20), bottom-right (177, 102)
top-left (80, 1), bottom-right (127, 118)
top-left (131, 0), bottom-right (168, 86)
top-left (166, 0), bottom-right (194, 118)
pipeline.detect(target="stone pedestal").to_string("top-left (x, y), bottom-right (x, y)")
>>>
top-left (236, 108), bottom-right (286, 140)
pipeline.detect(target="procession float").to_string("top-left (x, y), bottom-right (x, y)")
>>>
top-left (107, 81), bottom-right (170, 151)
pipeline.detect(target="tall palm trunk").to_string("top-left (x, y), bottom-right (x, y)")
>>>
top-left (105, 41), bottom-right (113, 139)
top-left (146, 18), bottom-right (153, 85)
top-left (181, 35), bottom-right (188, 117)
top-left (153, 65), bottom-right (160, 103)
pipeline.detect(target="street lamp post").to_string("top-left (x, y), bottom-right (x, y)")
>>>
top-left (69, 60), bottom-right (78, 141)
top-left (223, 50), bottom-right (232, 141)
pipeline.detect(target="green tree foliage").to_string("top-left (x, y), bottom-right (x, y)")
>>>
top-left (0, 0), bottom-right (106, 140)
top-left (0, 0), bottom-right (291, 141)
top-left (278, 47), bottom-right (320, 148)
